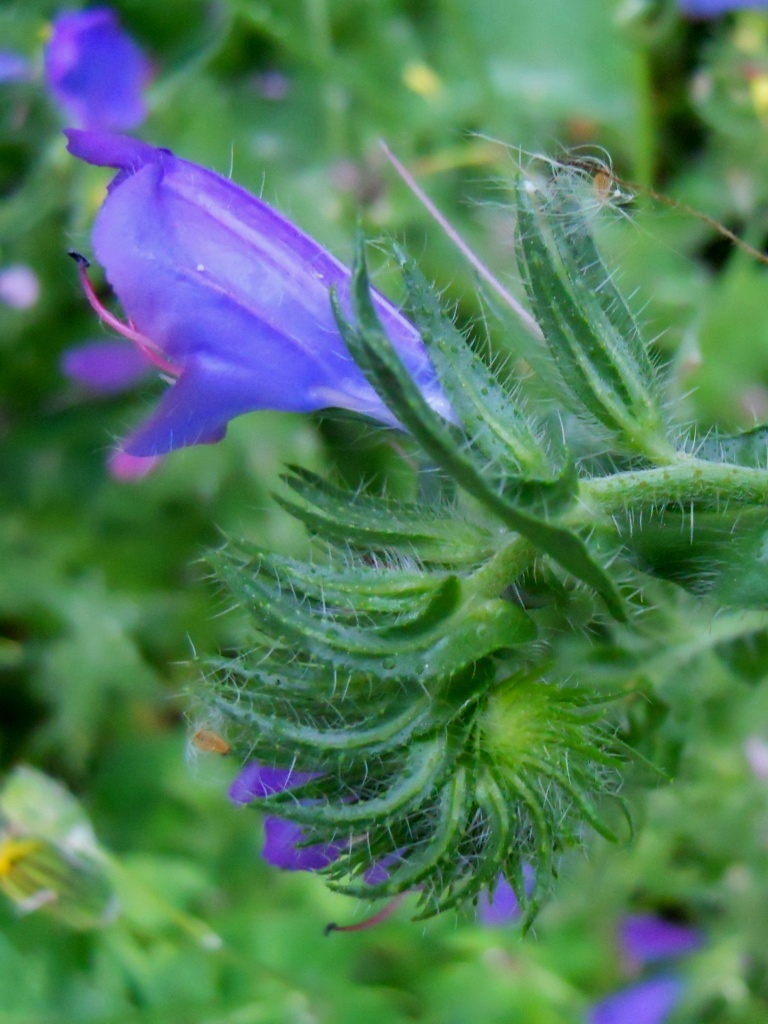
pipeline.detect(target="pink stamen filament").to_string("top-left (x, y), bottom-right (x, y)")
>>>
top-left (324, 892), bottom-right (408, 935)
top-left (70, 254), bottom-right (180, 377)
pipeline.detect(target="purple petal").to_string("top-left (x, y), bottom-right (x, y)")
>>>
top-left (620, 914), bottom-right (703, 967)
top-left (0, 51), bottom-right (32, 84)
top-left (65, 130), bottom-right (453, 457)
top-left (478, 874), bottom-right (520, 926)
top-left (588, 977), bottom-right (683, 1024)
top-left (478, 865), bottom-right (534, 927)
top-left (61, 340), bottom-right (153, 393)
top-left (66, 128), bottom-right (160, 171)
top-left (262, 817), bottom-right (344, 872)
top-left (363, 850), bottom-right (403, 885)
top-left (228, 761), bottom-right (321, 805)
top-left (45, 9), bottom-right (150, 131)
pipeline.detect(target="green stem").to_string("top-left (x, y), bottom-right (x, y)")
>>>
top-left (578, 456), bottom-right (768, 519)
top-left (468, 454), bottom-right (768, 599)
top-left (467, 537), bottom-right (537, 600)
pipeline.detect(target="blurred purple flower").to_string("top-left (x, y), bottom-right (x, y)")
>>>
top-left (229, 761), bottom-right (321, 804)
top-left (45, 8), bottom-right (150, 131)
top-left (620, 914), bottom-right (703, 970)
top-left (261, 816), bottom-right (345, 872)
top-left (0, 51), bottom-right (32, 84)
top-left (477, 865), bottom-right (535, 927)
top-left (0, 264), bottom-right (39, 310)
top-left (65, 130), bottom-right (452, 458)
top-left (229, 761), bottom-right (344, 873)
top-left (588, 976), bottom-right (683, 1024)
top-left (679, 0), bottom-right (768, 15)
top-left (61, 339), bottom-right (152, 393)
top-left (478, 874), bottom-right (520, 926)
top-left (744, 735), bottom-right (768, 780)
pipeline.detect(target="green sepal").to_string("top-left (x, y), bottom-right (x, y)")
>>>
top-left (260, 734), bottom-right (452, 828)
top-left (223, 539), bottom-right (454, 620)
top-left (333, 234), bottom-right (625, 620)
top-left (330, 768), bottom-right (471, 900)
top-left (394, 248), bottom-right (576, 512)
top-left (211, 687), bottom-right (435, 756)
top-left (515, 184), bottom-right (664, 449)
top-left (278, 466), bottom-right (495, 566)
top-left (209, 549), bottom-right (536, 682)
top-left (545, 189), bottom-right (661, 399)
top-left (210, 656), bottom-right (495, 766)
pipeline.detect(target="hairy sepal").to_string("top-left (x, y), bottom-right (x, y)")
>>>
top-left (332, 235), bottom-right (625, 620)
top-left (515, 184), bottom-right (666, 453)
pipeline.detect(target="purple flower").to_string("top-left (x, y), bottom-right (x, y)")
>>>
top-left (0, 51), bottom-right (32, 84)
top-left (0, 264), bottom-right (39, 310)
top-left (588, 977), bottom-right (683, 1024)
top-left (261, 816), bottom-right (345, 872)
top-left (65, 130), bottom-right (452, 458)
top-left (45, 9), bottom-right (150, 131)
top-left (61, 339), bottom-right (152, 393)
top-left (620, 914), bottom-right (703, 970)
top-left (229, 761), bottom-right (344, 873)
top-left (679, 0), bottom-right (768, 14)
top-left (228, 762), bottom-right (321, 805)
top-left (478, 874), bottom-right (520, 926)
top-left (477, 865), bottom-right (534, 927)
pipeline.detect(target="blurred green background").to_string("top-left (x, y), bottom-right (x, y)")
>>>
top-left (4, 0), bottom-right (768, 1020)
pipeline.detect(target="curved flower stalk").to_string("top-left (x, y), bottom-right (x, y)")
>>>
top-left (45, 8), bottom-right (150, 131)
top-left (172, 154), bottom-right (768, 921)
top-left (65, 131), bottom-right (452, 458)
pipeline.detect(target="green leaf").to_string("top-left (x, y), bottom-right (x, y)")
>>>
top-left (622, 506), bottom-right (768, 608)
top-left (695, 425), bottom-right (768, 470)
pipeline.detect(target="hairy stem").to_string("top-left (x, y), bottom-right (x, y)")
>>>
top-left (578, 455), bottom-right (768, 520)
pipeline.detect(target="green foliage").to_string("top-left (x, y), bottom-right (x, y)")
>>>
top-left (5, 0), bottom-right (768, 1021)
